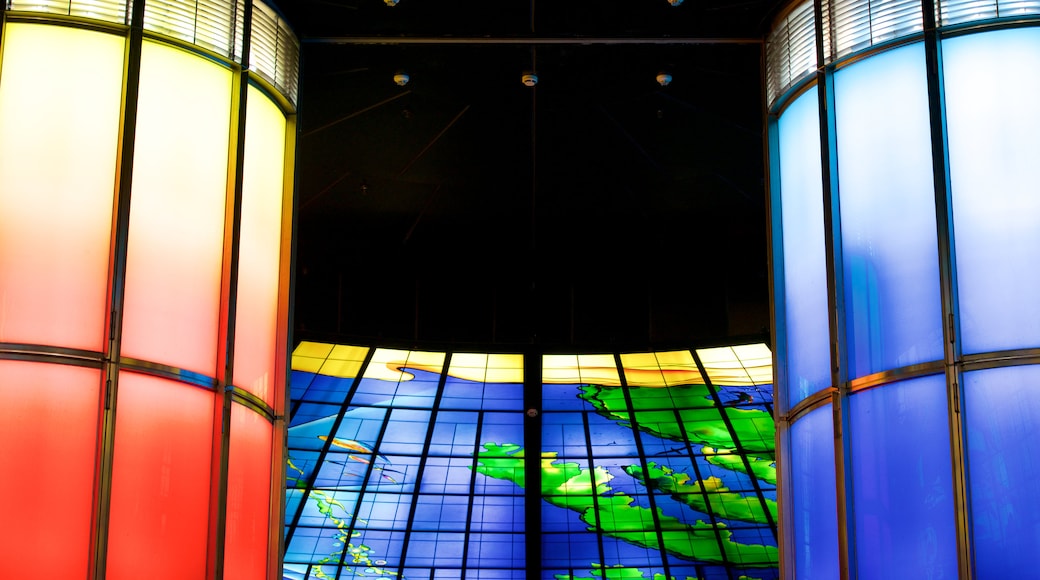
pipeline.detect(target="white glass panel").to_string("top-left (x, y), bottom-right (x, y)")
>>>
top-left (834, 43), bottom-right (943, 378)
top-left (777, 87), bottom-right (832, 407)
top-left (121, 41), bottom-right (232, 375)
top-left (944, 28), bottom-right (1040, 354)
top-left (0, 24), bottom-right (123, 351)
top-left (234, 86), bottom-right (288, 406)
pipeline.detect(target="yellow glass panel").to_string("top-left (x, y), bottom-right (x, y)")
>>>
top-left (577, 353), bottom-right (621, 386)
top-left (293, 341), bottom-right (334, 359)
top-left (447, 353), bottom-right (524, 384)
top-left (655, 350), bottom-right (702, 386)
top-left (620, 352), bottom-right (666, 387)
top-left (121, 40), bottom-right (232, 376)
top-left (329, 344), bottom-right (369, 361)
top-left (318, 359), bottom-right (365, 380)
top-left (0, 24), bottom-right (123, 351)
top-left (290, 356), bottom-right (325, 374)
top-left (365, 348), bottom-right (446, 381)
top-left (734, 343), bottom-right (773, 385)
top-left (543, 354), bottom-right (581, 383)
top-left (697, 345), bottom-right (773, 386)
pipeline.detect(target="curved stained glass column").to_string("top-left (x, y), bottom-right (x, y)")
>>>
top-left (0, 1), bottom-right (298, 578)
top-left (768, 0), bottom-right (1040, 577)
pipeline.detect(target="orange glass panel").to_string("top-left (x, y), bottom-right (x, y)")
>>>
top-left (0, 24), bottom-right (123, 350)
top-left (233, 86), bottom-right (287, 406)
top-left (224, 403), bottom-right (274, 580)
top-left (106, 372), bottom-right (215, 580)
top-left (0, 361), bottom-right (101, 578)
top-left (121, 40), bottom-right (232, 376)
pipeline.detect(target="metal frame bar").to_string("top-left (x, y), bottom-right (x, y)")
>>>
top-left (921, 1), bottom-right (973, 575)
top-left (611, 352), bottom-right (677, 580)
top-left (306, 36), bottom-right (762, 46)
top-left (92, 0), bottom-right (145, 574)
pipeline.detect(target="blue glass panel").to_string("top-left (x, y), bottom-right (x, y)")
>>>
top-left (849, 375), bottom-right (956, 578)
top-left (943, 28), bottom-right (1040, 354)
top-left (834, 42), bottom-right (943, 378)
top-left (789, 404), bottom-right (838, 579)
top-left (777, 85), bottom-right (832, 408)
top-left (964, 365), bottom-right (1040, 575)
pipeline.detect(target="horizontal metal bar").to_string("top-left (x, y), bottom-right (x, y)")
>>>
top-left (785, 387), bottom-right (837, 424)
top-left (119, 356), bottom-right (219, 390)
top-left (304, 35), bottom-right (764, 46)
top-left (848, 360), bottom-right (945, 392)
top-left (228, 387), bottom-right (278, 421)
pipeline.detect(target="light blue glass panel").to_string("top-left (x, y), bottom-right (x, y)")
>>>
top-left (849, 375), bottom-right (956, 578)
top-left (943, 28), bottom-right (1040, 354)
top-left (964, 365), bottom-right (1040, 575)
top-left (788, 404), bottom-right (838, 579)
top-left (834, 42), bottom-right (943, 378)
top-left (778, 86), bottom-right (832, 408)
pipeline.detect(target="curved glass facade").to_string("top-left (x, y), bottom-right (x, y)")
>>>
top-left (0, 1), bottom-right (298, 577)
top-left (285, 341), bottom-right (779, 580)
top-left (768, 1), bottom-right (1040, 577)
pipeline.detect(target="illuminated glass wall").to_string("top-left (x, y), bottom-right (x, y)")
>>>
top-left (768, 1), bottom-right (1040, 577)
top-left (0, 2), bottom-right (298, 578)
top-left (285, 342), bottom-right (778, 579)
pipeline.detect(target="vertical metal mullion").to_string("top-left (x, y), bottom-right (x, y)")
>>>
top-left (460, 411), bottom-right (487, 579)
top-left (393, 353), bottom-right (452, 580)
top-left (690, 354), bottom-right (777, 543)
top-left (523, 350), bottom-right (541, 577)
top-left (578, 411), bottom-right (609, 571)
top-left (283, 348), bottom-right (375, 547)
top-left (93, 1), bottom-right (146, 577)
top-left (813, 0), bottom-right (854, 578)
top-left (671, 406), bottom-right (732, 568)
top-left (921, 1), bottom-right (973, 576)
top-left (332, 396), bottom-right (396, 580)
top-left (765, 87), bottom-right (797, 577)
top-left (611, 353), bottom-right (676, 580)
top-left (210, 0), bottom-right (252, 577)
top-left (211, 1), bottom-right (252, 575)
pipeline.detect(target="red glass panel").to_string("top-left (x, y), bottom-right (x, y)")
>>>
top-left (224, 403), bottom-right (274, 580)
top-left (0, 361), bottom-right (101, 577)
top-left (106, 372), bottom-right (215, 580)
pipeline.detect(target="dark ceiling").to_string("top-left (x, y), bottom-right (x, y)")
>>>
top-left (276, 0), bottom-right (787, 350)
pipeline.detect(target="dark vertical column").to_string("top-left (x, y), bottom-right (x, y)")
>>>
top-left (524, 350), bottom-right (542, 577)
top-left (920, 1), bottom-right (972, 576)
top-left (93, 2), bottom-right (146, 577)
top-left (212, 2), bottom-right (255, 577)
top-left (811, 1), bottom-right (853, 577)
top-left (765, 88), bottom-right (795, 576)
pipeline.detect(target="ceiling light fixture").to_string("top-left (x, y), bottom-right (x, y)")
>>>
top-left (394, 72), bottom-right (410, 86)
top-left (521, 73), bottom-right (538, 87)
top-left (667, 0), bottom-right (683, 5)
top-left (384, 0), bottom-right (399, 6)
top-left (656, 73), bottom-right (673, 86)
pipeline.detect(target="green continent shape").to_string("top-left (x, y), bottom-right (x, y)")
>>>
top-left (553, 563), bottom-right (698, 579)
top-left (627, 462), bottom-right (777, 525)
top-left (475, 444), bottom-right (777, 567)
top-left (578, 385), bottom-right (774, 454)
top-left (703, 447), bottom-right (777, 486)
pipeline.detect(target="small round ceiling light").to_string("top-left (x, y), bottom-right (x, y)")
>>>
top-left (393, 73), bottom-right (410, 86)
top-left (384, 0), bottom-right (399, 6)
top-left (667, 0), bottom-right (683, 5)
top-left (656, 73), bottom-right (673, 86)
top-left (522, 73), bottom-right (538, 87)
